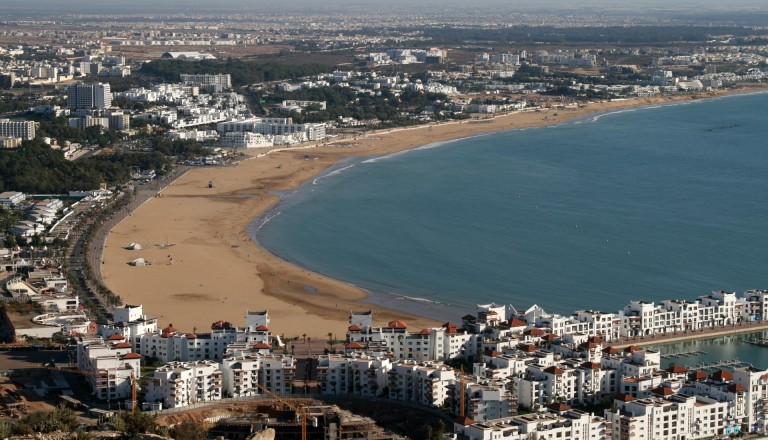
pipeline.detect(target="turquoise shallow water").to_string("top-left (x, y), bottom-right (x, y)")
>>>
top-left (252, 92), bottom-right (768, 321)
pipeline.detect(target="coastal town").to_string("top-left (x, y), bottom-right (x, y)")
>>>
top-left (1, 1), bottom-right (768, 439)
top-left (48, 290), bottom-right (768, 439)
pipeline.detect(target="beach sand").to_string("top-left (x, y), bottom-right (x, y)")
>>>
top-left (100, 88), bottom-right (763, 339)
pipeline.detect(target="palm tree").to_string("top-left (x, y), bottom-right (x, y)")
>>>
top-left (307, 337), bottom-right (311, 355)
top-left (302, 333), bottom-right (307, 343)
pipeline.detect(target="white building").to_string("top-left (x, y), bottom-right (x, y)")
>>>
top-left (220, 354), bottom-right (296, 397)
top-left (454, 409), bottom-right (610, 440)
top-left (0, 191), bottom-right (26, 206)
top-left (317, 354), bottom-right (391, 397)
top-left (217, 117), bottom-right (326, 142)
top-left (66, 82), bottom-right (112, 110)
top-left (388, 361), bottom-right (454, 407)
top-left (98, 304), bottom-right (158, 342)
top-left (76, 335), bottom-right (141, 401)
top-left (0, 120), bottom-right (36, 140)
top-left (220, 131), bottom-right (273, 149)
top-left (144, 360), bottom-right (222, 408)
top-left (180, 73), bottom-right (231, 92)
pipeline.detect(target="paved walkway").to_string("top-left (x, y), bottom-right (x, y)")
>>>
top-left (608, 320), bottom-right (768, 348)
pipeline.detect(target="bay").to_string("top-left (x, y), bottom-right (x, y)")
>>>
top-left (253, 92), bottom-right (768, 320)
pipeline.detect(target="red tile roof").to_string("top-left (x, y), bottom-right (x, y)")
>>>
top-left (113, 342), bottom-right (132, 349)
top-left (453, 416), bottom-right (476, 426)
top-left (728, 383), bottom-right (746, 392)
top-left (211, 320), bottom-right (232, 330)
top-left (253, 342), bottom-right (271, 350)
top-left (387, 320), bottom-right (407, 329)
top-left (420, 329), bottom-right (431, 335)
top-left (509, 318), bottom-right (527, 327)
top-left (580, 362), bottom-right (601, 370)
top-left (122, 353), bottom-right (141, 359)
top-left (666, 365), bottom-right (688, 374)
top-left (651, 386), bottom-right (675, 396)
top-left (186, 333), bottom-right (197, 339)
top-left (107, 334), bottom-right (125, 341)
top-left (345, 342), bottom-right (364, 349)
top-left (348, 325), bottom-right (362, 331)
top-left (615, 393), bottom-right (635, 402)
top-left (255, 325), bottom-right (269, 331)
top-left (587, 336), bottom-right (603, 343)
top-left (711, 370), bottom-right (733, 382)
top-left (689, 371), bottom-right (708, 381)
top-left (547, 402), bottom-right (571, 412)
top-left (544, 366), bottom-right (564, 375)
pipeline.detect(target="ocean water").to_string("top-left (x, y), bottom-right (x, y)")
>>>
top-left (252, 92), bottom-right (768, 321)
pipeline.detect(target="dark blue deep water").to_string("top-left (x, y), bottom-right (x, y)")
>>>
top-left (253, 92), bottom-right (768, 320)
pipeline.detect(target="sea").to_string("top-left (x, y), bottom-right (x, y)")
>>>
top-left (252, 91), bottom-right (768, 325)
top-left (251, 91), bottom-right (768, 367)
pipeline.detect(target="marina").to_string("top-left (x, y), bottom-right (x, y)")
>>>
top-left (659, 350), bottom-right (707, 360)
top-left (686, 359), bottom-right (753, 371)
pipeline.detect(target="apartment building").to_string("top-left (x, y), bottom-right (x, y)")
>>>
top-left (220, 354), bottom-right (296, 397)
top-left (0, 119), bottom-right (36, 140)
top-left (76, 335), bottom-right (141, 401)
top-left (100, 307), bottom-right (271, 363)
top-left (387, 361), bottom-right (454, 407)
top-left (180, 73), bottom-right (231, 92)
top-left (217, 117), bottom-right (326, 142)
top-left (144, 360), bottom-right (222, 408)
top-left (66, 82), bottom-right (112, 109)
top-left (454, 409), bottom-right (610, 440)
top-left (316, 354), bottom-right (391, 397)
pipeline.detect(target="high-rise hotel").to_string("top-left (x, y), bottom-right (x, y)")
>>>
top-left (66, 82), bottom-right (112, 110)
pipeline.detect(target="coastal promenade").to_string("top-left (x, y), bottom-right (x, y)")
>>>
top-left (608, 320), bottom-right (768, 349)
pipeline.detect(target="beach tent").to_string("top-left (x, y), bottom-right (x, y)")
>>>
top-left (126, 243), bottom-right (142, 250)
top-left (129, 258), bottom-right (147, 266)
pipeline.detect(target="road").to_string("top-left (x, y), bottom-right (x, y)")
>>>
top-left (62, 166), bottom-right (189, 322)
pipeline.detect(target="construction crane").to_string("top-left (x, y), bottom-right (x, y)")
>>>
top-left (451, 366), bottom-right (467, 418)
top-left (252, 382), bottom-right (311, 440)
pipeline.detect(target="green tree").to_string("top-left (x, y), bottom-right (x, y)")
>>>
top-left (110, 411), bottom-right (167, 437)
top-left (13, 405), bottom-right (78, 435)
top-left (169, 421), bottom-right (208, 440)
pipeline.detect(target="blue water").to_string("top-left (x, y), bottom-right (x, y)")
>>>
top-left (253, 92), bottom-right (768, 319)
top-left (651, 330), bottom-right (768, 371)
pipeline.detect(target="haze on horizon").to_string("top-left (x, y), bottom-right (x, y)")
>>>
top-left (5, 0), bottom-right (768, 16)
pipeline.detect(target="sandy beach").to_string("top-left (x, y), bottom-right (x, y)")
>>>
top-left (100, 87), bottom-right (764, 339)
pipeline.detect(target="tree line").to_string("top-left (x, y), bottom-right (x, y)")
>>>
top-left (139, 58), bottom-right (334, 87)
top-left (0, 139), bottom-right (170, 194)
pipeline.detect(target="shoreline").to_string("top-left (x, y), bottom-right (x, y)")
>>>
top-left (100, 86), bottom-right (766, 339)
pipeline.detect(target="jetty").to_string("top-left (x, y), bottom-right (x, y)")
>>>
top-left (744, 338), bottom-right (768, 347)
top-left (660, 350), bottom-right (706, 360)
top-left (687, 359), bottom-right (752, 371)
